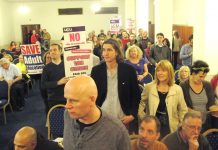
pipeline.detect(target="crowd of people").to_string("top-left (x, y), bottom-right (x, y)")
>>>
top-left (0, 28), bottom-right (218, 150)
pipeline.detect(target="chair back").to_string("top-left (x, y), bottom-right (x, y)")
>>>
top-left (203, 128), bottom-right (218, 150)
top-left (142, 73), bottom-right (153, 85)
top-left (0, 80), bottom-right (9, 99)
top-left (13, 58), bottom-right (19, 64)
top-left (174, 70), bottom-right (179, 81)
top-left (0, 80), bottom-right (12, 124)
top-left (47, 104), bottom-right (65, 140)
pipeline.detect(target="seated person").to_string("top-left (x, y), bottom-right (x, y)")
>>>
top-left (7, 126), bottom-right (63, 150)
top-left (202, 105), bottom-right (218, 132)
top-left (131, 115), bottom-right (167, 150)
top-left (163, 111), bottom-right (211, 150)
top-left (16, 54), bottom-right (30, 79)
top-left (0, 58), bottom-right (25, 110)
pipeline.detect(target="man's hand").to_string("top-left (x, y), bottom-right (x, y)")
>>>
top-left (188, 135), bottom-right (199, 150)
top-left (57, 77), bottom-right (69, 85)
top-left (121, 115), bottom-right (134, 125)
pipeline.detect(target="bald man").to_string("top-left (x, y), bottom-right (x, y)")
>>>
top-left (63, 75), bottom-right (130, 150)
top-left (9, 126), bottom-right (63, 150)
top-left (14, 126), bottom-right (37, 150)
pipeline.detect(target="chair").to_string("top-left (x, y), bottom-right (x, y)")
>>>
top-left (47, 104), bottom-right (65, 140)
top-left (0, 80), bottom-right (13, 124)
top-left (174, 70), bottom-right (179, 82)
top-left (13, 58), bottom-right (19, 64)
top-left (203, 128), bottom-right (218, 150)
top-left (142, 73), bottom-right (153, 85)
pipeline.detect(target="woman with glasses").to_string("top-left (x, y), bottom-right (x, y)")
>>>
top-left (180, 60), bottom-right (215, 121)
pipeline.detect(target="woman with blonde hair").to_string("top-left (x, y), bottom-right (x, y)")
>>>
top-left (138, 60), bottom-right (188, 138)
top-left (124, 45), bottom-right (149, 84)
top-left (175, 65), bottom-right (190, 85)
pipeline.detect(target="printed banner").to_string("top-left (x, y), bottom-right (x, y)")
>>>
top-left (110, 18), bottom-right (120, 34)
top-left (126, 18), bottom-right (136, 33)
top-left (20, 44), bottom-right (44, 74)
top-left (63, 26), bottom-right (86, 46)
top-left (63, 43), bottom-right (93, 77)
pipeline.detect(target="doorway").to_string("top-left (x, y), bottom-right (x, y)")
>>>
top-left (21, 24), bottom-right (41, 44)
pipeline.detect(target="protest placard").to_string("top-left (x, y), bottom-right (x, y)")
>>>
top-left (110, 18), bottom-right (120, 34)
top-left (20, 44), bottom-right (44, 74)
top-left (63, 43), bottom-right (93, 77)
top-left (63, 26), bottom-right (86, 46)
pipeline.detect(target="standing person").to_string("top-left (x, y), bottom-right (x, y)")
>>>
top-left (40, 51), bottom-right (51, 114)
top-left (131, 115), bottom-right (168, 150)
top-left (124, 33), bottom-right (139, 53)
top-left (91, 39), bottom-right (140, 133)
top-left (180, 34), bottom-right (193, 67)
top-left (43, 29), bottom-right (51, 49)
top-left (180, 60), bottom-right (215, 121)
top-left (138, 60), bottom-right (188, 138)
top-left (63, 75), bottom-right (130, 150)
top-left (41, 43), bottom-right (69, 110)
top-left (172, 31), bottom-right (182, 69)
top-left (31, 30), bottom-right (39, 44)
top-left (163, 111), bottom-right (212, 150)
top-left (124, 45), bottom-right (149, 85)
top-left (150, 33), bottom-right (171, 66)
top-left (211, 73), bottom-right (218, 103)
top-left (175, 65), bottom-right (190, 85)
top-left (136, 28), bottom-right (144, 43)
top-left (139, 31), bottom-right (153, 53)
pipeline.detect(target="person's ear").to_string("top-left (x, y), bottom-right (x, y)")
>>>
top-left (156, 132), bottom-right (160, 140)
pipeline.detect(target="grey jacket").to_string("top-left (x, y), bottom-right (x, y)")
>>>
top-left (63, 109), bottom-right (130, 150)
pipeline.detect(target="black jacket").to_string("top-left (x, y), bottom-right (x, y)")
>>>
top-left (91, 61), bottom-right (140, 118)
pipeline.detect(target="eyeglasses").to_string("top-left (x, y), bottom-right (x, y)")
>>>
top-left (185, 124), bottom-right (201, 131)
top-left (192, 67), bottom-right (209, 73)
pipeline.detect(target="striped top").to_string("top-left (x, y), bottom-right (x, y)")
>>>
top-left (189, 87), bottom-right (208, 112)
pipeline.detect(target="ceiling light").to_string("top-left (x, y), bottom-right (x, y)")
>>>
top-left (91, 3), bottom-right (101, 13)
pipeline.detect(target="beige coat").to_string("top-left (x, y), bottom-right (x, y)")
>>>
top-left (138, 82), bottom-right (188, 132)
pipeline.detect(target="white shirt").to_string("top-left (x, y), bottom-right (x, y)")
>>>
top-left (0, 63), bottom-right (21, 81)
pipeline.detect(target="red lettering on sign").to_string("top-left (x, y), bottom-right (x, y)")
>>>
top-left (69, 33), bottom-right (81, 42)
top-left (21, 45), bottom-right (40, 55)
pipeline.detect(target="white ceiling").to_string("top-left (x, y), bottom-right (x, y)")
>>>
top-left (6, 0), bottom-right (99, 2)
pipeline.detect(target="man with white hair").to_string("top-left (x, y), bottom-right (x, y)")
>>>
top-left (0, 58), bottom-right (25, 111)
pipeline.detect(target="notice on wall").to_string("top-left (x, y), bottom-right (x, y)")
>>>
top-left (63, 26), bottom-right (86, 46)
top-left (110, 18), bottom-right (121, 34)
top-left (63, 43), bottom-right (93, 77)
top-left (126, 18), bottom-right (136, 34)
top-left (20, 44), bottom-right (44, 74)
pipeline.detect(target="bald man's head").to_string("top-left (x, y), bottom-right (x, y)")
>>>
top-left (14, 126), bottom-right (37, 150)
top-left (64, 75), bottom-right (98, 121)
top-left (64, 75), bottom-right (98, 101)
